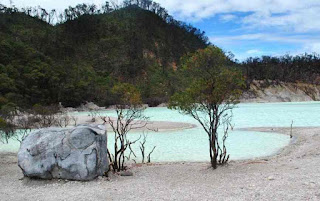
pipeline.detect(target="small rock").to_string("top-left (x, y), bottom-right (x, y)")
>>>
top-left (310, 183), bottom-right (316, 188)
top-left (267, 176), bottom-right (275, 181)
top-left (120, 171), bottom-right (133, 176)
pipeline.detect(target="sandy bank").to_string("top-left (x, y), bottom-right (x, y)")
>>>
top-left (74, 115), bottom-right (197, 132)
top-left (240, 80), bottom-right (320, 103)
top-left (1, 127), bottom-right (320, 200)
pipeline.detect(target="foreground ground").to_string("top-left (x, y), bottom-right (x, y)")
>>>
top-left (0, 127), bottom-right (320, 201)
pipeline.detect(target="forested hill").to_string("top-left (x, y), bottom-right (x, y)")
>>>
top-left (1, 2), bottom-right (320, 109)
top-left (0, 2), bottom-right (209, 108)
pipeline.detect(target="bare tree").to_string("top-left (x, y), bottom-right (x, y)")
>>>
top-left (56, 113), bottom-right (71, 128)
top-left (0, 118), bottom-right (16, 144)
top-left (89, 109), bottom-right (99, 122)
top-left (107, 105), bottom-right (148, 171)
top-left (0, 104), bottom-right (17, 144)
top-left (217, 116), bottom-right (233, 164)
top-left (31, 104), bottom-right (60, 128)
top-left (0, 103), bottom-right (80, 144)
top-left (13, 114), bottom-right (34, 143)
top-left (290, 120), bottom-right (293, 138)
top-left (70, 116), bottom-right (78, 126)
top-left (104, 83), bottom-right (149, 171)
top-left (139, 133), bottom-right (156, 163)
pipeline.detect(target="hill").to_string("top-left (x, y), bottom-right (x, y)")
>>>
top-left (0, 3), bottom-right (208, 108)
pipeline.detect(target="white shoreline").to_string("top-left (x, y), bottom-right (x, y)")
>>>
top-left (74, 114), bottom-right (197, 132)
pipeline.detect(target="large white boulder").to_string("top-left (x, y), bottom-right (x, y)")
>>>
top-left (18, 125), bottom-right (109, 181)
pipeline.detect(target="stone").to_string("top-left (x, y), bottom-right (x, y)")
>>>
top-left (79, 102), bottom-right (105, 111)
top-left (120, 171), bottom-right (134, 176)
top-left (267, 176), bottom-right (275, 181)
top-left (18, 125), bottom-right (109, 181)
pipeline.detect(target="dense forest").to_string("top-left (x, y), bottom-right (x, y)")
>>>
top-left (0, 0), bottom-right (209, 108)
top-left (0, 0), bottom-right (320, 109)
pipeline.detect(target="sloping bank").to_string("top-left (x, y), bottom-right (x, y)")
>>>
top-left (241, 80), bottom-right (320, 103)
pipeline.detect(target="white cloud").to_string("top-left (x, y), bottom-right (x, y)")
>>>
top-left (210, 33), bottom-right (320, 45)
top-left (211, 33), bottom-right (320, 60)
top-left (242, 7), bottom-right (320, 33)
top-left (246, 49), bottom-right (262, 54)
top-left (220, 14), bottom-right (237, 22)
top-left (155, 0), bottom-right (320, 33)
top-left (302, 43), bottom-right (320, 54)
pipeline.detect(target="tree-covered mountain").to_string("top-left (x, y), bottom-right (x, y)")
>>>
top-left (1, 1), bottom-right (320, 109)
top-left (0, 1), bottom-right (209, 108)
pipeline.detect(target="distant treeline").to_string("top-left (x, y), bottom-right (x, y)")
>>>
top-left (241, 54), bottom-right (320, 86)
top-left (1, 0), bottom-right (207, 38)
top-left (0, 1), bottom-right (208, 48)
top-left (0, 1), bottom-right (319, 110)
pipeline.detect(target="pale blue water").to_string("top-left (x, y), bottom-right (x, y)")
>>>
top-left (2, 102), bottom-right (320, 162)
top-left (72, 101), bottom-right (320, 127)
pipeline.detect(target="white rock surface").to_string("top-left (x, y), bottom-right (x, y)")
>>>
top-left (18, 125), bottom-right (109, 181)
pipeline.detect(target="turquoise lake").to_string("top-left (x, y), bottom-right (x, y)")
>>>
top-left (2, 101), bottom-right (320, 162)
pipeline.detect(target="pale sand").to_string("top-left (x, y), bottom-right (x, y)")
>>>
top-left (1, 127), bottom-right (320, 201)
top-left (75, 115), bottom-right (197, 132)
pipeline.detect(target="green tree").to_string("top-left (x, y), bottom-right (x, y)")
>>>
top-left (169, 46), bottom-right (245, 169)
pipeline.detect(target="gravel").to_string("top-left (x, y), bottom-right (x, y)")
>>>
top-left (1, 127), bottom-right (320, 201)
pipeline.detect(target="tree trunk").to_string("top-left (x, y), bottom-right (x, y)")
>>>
top-left (212, 138), bottom-right (217, 169)
top-left (209, 135), bottom-right (217, 169)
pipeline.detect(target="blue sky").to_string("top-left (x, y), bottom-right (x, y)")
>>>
top-left (1, 0), bottom-right (320, 61)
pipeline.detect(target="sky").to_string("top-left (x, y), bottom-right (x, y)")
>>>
top-left (1, 0), bottom-right (320, 61)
